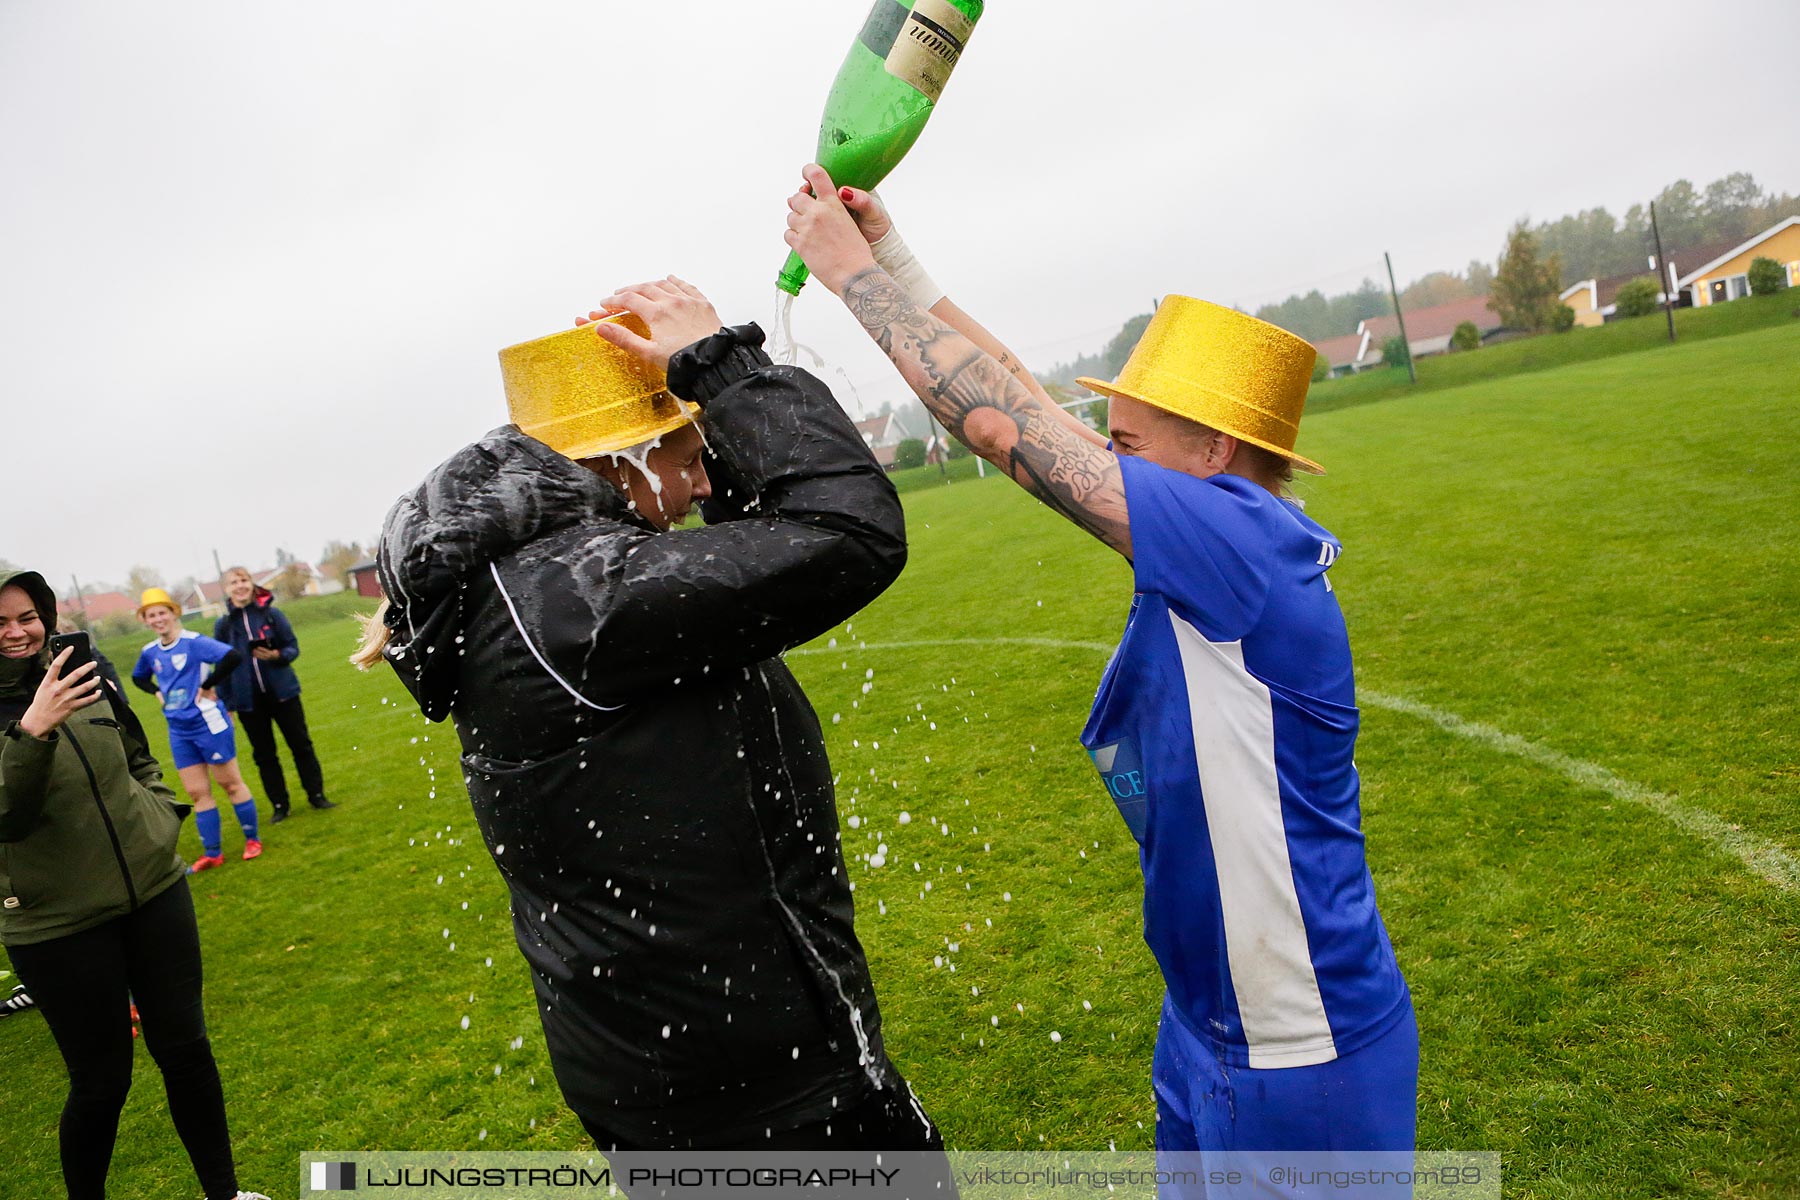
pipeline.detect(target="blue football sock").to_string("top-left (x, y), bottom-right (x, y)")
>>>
top-left (233, 797), bottom-right (260, 841)
top-left (195, 808), bottom-right (222, 858)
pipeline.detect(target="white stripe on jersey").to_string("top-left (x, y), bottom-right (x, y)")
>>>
top-left (1168, 610), bottom-right (1338, 1068)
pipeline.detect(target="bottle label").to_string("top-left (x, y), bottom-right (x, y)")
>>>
top-left (885, 0), bottom-right (973, 103)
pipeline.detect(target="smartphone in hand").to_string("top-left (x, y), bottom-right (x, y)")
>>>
top-left (47, 631), bottom-right (96, 680)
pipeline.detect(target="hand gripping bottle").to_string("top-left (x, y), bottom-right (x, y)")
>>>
top-left (777, 0), bottom-right (984, 295)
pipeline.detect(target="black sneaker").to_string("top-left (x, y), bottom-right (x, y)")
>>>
top-left (308, 798), bottom-right (338, 811)
top-left (0, 985), bottom-right (35, 1018)
top-left (270, 807), bottom-right (291, 825)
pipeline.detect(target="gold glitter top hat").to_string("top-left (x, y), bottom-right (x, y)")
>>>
top-left (137, 587), bottom-right (180, 617)
top-left (499, 313), bottom-right (696, 461)
top-left (1078, 296), bottom-right (1324, 474)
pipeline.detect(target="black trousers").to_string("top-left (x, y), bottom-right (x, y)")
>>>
top-left (237, 693), bottom-right (325, 812)
top-left (7, 878), bottom-right (238, 1200)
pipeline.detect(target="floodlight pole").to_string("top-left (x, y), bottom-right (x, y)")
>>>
top-left (70, 574), bottom-right (89, 630)
top-left (1384, 252), bottom-right (1417, 384)
top-left (1648, 201), bottom-right (1677, 344)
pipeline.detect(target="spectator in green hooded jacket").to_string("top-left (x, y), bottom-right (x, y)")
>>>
top-left (0, 569), bottom-right (267, 1200)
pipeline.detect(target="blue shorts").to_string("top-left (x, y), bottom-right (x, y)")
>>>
top-left (1154, 991), bottom-right (1418, 1153)
top-left (167, 712), bottom-right (237, 770)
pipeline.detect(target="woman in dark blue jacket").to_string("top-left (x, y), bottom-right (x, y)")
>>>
top-left (212, 569), bottom-right (333, 822)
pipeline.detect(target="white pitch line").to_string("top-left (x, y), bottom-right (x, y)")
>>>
top-left (1360, 690), bottom-right (1800, 892)
top-left (792, 637), bottom-right (1800, 892)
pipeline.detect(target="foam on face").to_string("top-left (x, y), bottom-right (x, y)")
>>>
top-left (598, 416), bottom-right (703, 523)
top-left (599, 432), bottom-right (668, 499)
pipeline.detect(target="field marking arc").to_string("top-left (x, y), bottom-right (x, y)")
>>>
top-left (791, 637), bottom-right (1800, 893)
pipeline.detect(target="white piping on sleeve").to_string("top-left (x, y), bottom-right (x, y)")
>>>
top-left (488, 562), bottom-right (626, 713)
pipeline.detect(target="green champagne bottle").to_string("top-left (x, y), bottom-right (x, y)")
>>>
top-left (777, 0), bottom-right (984, 296)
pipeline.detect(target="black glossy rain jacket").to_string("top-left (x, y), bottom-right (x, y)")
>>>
top-left (377, 340), bottom-right (909, 1146)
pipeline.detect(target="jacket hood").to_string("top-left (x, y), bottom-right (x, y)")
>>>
top-left (2, 570), bottom-right (59, 629)
top-left (1, 570), bottom-right (59, 705)
top-left (376, 426), bottom-right (635, 719)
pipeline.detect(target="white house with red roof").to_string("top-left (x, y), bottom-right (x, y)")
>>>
top-left (178, 563), bottom-right (333, 619)
top-left (56, 590), bottom-right (137, 627)
top-left (1310, 295), bottom-right (1507, 376)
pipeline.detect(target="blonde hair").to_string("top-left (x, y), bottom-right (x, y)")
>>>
top-left (224, 565), bottom-right (253, 583)
top-left (350, 599), bottom-right (393, 671)
top-left (1235, 441), bottom-right (1297, 493)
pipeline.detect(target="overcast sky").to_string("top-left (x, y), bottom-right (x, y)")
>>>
top-left (4, 0), bottom-right (1794, 591)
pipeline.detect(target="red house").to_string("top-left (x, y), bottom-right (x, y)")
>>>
top-left (348, 559), bottom-right (384, 599)
top-left (58, 590), bottom-right (137, 626)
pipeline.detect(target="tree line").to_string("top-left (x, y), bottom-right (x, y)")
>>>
top-left (1533, 172), bottom-right (1798, 286)
top-left (1069, 171), bottom-right (1800, 348)
top-left (1040, 312), bottom-right (1153, 392)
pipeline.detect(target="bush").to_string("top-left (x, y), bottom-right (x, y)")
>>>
top-left (1748, 256), bottom-right (1788, 295)
top-left (1382, 336), bottom-right (1410, 369)
top-left (892, 438), bottom-right (926, 470)
top-left (1614, 277), bottom-right (1661, 318)
top-left (1310, 355), bottom-right (1331, 383)
top-left (946, 439), bottom-right (971, 460)
top-left (1073, 398), bottom-right (1108, 434)
top-left (1450, 321), bottom-right (1481, 352)
top-left (270, 563), bottom-right (313, 602)
top-left (94, 611), bottom-right (143, 641)
top-left (1551, 303), bottom-right (1577, 333)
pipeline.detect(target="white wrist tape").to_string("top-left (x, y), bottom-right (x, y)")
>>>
top-left (870, 228), bottom-right (945, 311)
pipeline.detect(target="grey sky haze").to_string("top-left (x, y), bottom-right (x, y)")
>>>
top-left (3, 0), bottom-right (1794, 591)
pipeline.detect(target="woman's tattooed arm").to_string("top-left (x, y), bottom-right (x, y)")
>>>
top-left (842, 267), bottom-right (1132, 558)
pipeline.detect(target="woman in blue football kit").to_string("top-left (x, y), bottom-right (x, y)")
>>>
top-left (789, 178), bottom-right (1416, 1166)
top-left (131, 591), bottom-right (264, 871)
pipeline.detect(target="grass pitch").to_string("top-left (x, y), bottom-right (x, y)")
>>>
top-left (1307, 288), bottom-right (1800, 415)
top-left (2, 323), bottom-right (1795, 1198)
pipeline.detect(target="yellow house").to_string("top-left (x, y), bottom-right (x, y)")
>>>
top-left (1559, 274), bottom-right (1643, 328)
top-left (1679, 217), bottom-right (1800, 305)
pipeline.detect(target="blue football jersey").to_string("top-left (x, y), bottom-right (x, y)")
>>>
top-left (134, 630), bottom-right (235, 728)
top-left (1081, 456), bottom-right (1409, 1069)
